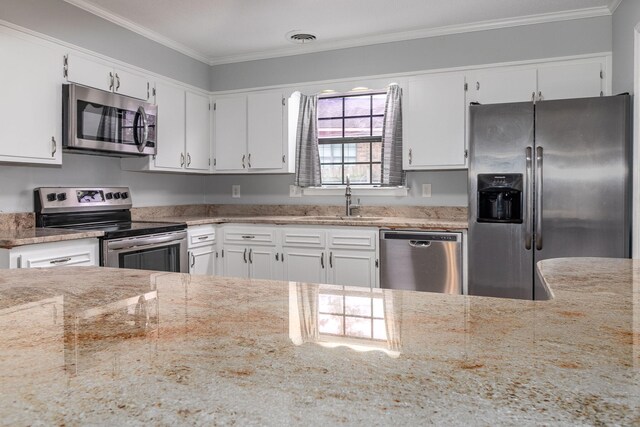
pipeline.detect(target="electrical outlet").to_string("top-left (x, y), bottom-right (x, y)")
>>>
top-left (422, 184), bottom-right (432, 198)
top-left (232, 185), bottom-right (241, 198)
top-left (289, 185), bottom-right (302, 198)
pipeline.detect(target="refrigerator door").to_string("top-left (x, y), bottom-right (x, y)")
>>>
top-left (534, 96), bottom-right (631, 298)
top-left (468, 103), bottom-right (534, 299)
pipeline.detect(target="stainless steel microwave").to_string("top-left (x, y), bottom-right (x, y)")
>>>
top-left (62, 84), bottom-right (157, 156)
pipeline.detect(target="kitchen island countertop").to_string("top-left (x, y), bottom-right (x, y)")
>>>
top-left (0, 228), bottom-right (103, 248)
top-left (0, 258), bottom-right (637, 425)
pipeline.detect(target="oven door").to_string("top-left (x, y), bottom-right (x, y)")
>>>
top-left (102, 231), bottom-right (187, 273)
top-left (63, 84), bottom-right (157, 156)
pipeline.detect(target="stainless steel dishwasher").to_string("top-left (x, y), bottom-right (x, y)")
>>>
top-left (379, 230), bottom-right (463, 294)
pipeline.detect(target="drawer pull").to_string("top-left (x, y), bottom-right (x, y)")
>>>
top-left (197, 236), bottom-right (209, 240)
top-left (49, 257), bottom-right (71, 265)
top-left (241, 235), bottom-right (255, 239)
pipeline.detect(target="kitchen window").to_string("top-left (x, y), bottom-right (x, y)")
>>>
top-left (317, 93), bottom-right (386, 185)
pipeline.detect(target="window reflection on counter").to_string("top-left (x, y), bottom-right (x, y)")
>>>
top-left (289, 283), bottom-right (401, 357)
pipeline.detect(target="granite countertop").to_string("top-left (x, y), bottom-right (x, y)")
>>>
top-left (137, 215), bottom-right (469, 230)
top-left (0, 228), bottom-right (104, 249)
top-left (0, 259), bottom-right (637, 424)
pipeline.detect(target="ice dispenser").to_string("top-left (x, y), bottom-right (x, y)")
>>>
top-left (477, 174), bottom-right (523, 223)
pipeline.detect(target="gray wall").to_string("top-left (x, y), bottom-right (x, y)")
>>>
top-left (0, 154), bottom-right (206, 213)
top-left (613, 0), bottom-right (640, 93)
top-left (0, 0), bottom-right (210, 90)
top-left (211, 16), bottom-right (612, 91)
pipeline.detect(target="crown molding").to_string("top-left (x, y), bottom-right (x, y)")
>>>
top-left (63, 0), bottom-right (211, 64)
top-left (609, 0), bottom-right (623, 13)
top-left (64, 1), bottom-right (611, 67)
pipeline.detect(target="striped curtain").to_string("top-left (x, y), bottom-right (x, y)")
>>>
top-left (294, 93), bottom-right (322, 187)
top-left (381, 84), bottom-right (405, 186)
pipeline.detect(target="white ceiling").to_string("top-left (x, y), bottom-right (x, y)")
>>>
top-left (65, 0), bottom-right (621, 65)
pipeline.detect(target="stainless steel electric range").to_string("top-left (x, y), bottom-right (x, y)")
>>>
top-left (35, 187), bottom-right (187, 272)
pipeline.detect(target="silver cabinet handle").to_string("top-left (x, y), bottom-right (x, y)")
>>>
top-left (275, 253), bottom-right (279, 261)
top-left (49, 257), bottom-right (71, 265)
top-left (531, 92), bottom-right (536, 102)
top-left (321, 252), bottom-right (324, 269)
top-left (190, 252), bottom-right (196, 269)
top-left (525, 147), bottom-right (533, 250)
top-left (281, 253), bottom-right (284, 263)
top-left (329, 251), bottom-right (333, 268)
top-left (197, 236), bottom-right (209, 241)
top-left (408, 148), bottom-right (412, 165)
top-left (241, 235), bottom-right (255, 239)
top-left (242, 154), bottom-right (246, 168)
top-left (248, 248), bottom-right (253, 264)
top-left (187, 153), bottom-right (192, 167)
top-left (109, 72), bottom-right (114, 91)
top-left (51, 136), bottom-right (57, 157)
top-left (247, 153), bottom-right (252, 168)
top-left (115, 73), bottom-right (120, 91)
top-left (476, 81), bottom-right (480, 90)
top-left (538, 91), bottom-right (543, 101)
top-left (243, 248), bottom-right (247, 263)
top-left (180, 153), bottom-right (185, 167)
top-left (535, 146), bottom-right (544, 250)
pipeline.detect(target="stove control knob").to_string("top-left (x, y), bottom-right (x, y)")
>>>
top-left (121, 192), bottom-right (129, 199)
top-left (113, 192), bottom-right (121, 200)
top-left (46, 193), bottom-right (56, 202)
top-left (56, 193), bottom-right (67, 202)
top-left (105, 192), bottom-right (113, 200)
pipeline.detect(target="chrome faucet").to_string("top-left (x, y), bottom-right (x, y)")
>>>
top-left (345, 177), bottom-right (361, 216)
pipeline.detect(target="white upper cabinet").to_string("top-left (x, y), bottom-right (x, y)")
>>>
top-left (213, 90), bottom-right (290, 174)
top-left (0, 28), bottom-right (63, 165)
top-left (403, 73), bottom-right (467, 170)
top-left (153, 81), bottom-right (186, 170)
top-left (65, 53), bottom-right (150, 100)
top-left (213, 96), bottom-right (247, 171)
top-left (468, 68), bottom-right (538, 105)
top-left (537, 61), bottom-right (603, 101)
top-left (185, 91), bottom-right (211, 171)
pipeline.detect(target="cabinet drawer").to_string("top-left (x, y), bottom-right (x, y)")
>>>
top-left (188, 225), bottom-right (216, 248)
top-left (10, 238), bottom-right (99, 269)
top-left (282, 228), bottom-right (326, 248)
top-left (223, 226), bottom-right (276, 246)
top-left (328, 229), bottom-right (377, 250)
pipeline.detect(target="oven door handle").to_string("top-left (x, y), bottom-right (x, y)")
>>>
top-left (107, 233), bottom-right (185, 251)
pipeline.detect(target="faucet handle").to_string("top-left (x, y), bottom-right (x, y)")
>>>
top-left (346, 176), bottom-right (350, 186)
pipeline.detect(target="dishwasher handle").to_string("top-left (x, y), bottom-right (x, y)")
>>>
top-left (409, 240), bottom-right (432, 248)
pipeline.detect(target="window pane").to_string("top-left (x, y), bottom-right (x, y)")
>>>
top-left (319, 143), bottom-right (342, 164)
top-left (372, 116), bottom-right (384, 137)
top-left (372, 298), bottom-right (384, 318)
top-left (319, 294), bottom-right (343, 314)
top-left (318, 97), bottom-right (342, 118)
top-left (318, 118), bottom-right (342, 139)
top-left (373, 319), bottom-right (387, 340)
top-left (319, 313), bottom-right (343, 335)
top-left (344, 117), bottom-right (371, 137)
top-left (343, 143), bottom-right (356, 162)
top-left (321, 165), bottom-right (342, 184)
top-left (354, 143), bottom-right (371, 163)
top-left (345, 316), bottom-right (371, 338)
top-left (372, 163), bottom-right (382, 184)
top-left (344, 164), bottom-right (370, 184)
top-left (345, 296), bottom-right (372, 316)
top-left (371, 142), bottom-right (382, 162)
top-left (344, 96), bottom-right (371, 116)
top-left (372, 94), bottom-right (386, 115)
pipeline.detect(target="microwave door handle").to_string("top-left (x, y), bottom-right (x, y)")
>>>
top-left (135, 106), bottom-right (149, 153)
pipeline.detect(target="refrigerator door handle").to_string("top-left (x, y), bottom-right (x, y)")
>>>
top-left (535, 146), bottom-right (544, 250)
top-left (525, 146), bottom-right (533, 250)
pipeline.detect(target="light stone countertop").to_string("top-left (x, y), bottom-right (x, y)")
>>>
top-left (0, 259), bottom-right (637, 425)
top-left (0, 228), bottom-right (104, 249)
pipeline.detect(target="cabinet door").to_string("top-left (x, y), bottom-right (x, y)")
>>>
top-left (403, 73), bottom-right (466, 169)
top-left (247, 91), bottom-right (284, 170)
top-left (537, 62), bottom-right (603, 101)
top-left (185, 92), bottom-right (211, 171)
top-left (189, 246), bottom-right (216, 276)
top-left (222, 245), bottom-right (249, 278)
top-left (154, 82), bottom-right (186, 170)
top-left (214, 96), bottom-right (247, 171)
top-left (248, 246), bottom-right (280, 280)
top-left (283, 248), bottom-right (327, 284)
top-left (469, 68), bottom-right (537, 105)
top-left (0, 31), bottom-right (62, 164)
top-left (114, 68), bottom-right (150, 101)
top-left (65, 53), bottom-right (113, 92)
top-left (328, 250), bottom-right (376, 288)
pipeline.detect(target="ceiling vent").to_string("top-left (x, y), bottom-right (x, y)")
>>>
top-left (286, 30), bottom-right (317, 44)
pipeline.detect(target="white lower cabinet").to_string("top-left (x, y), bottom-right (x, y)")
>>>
top-left (0, 239), bottom-right (99, 269)
top-left (220, 226), bottom-right (280, 280)
top-left (328, 250), bottom-right (377, 288)
top-left (187, 225), bottom-right (217, 276)
top-left (283, 247), bottom-right (327, 284)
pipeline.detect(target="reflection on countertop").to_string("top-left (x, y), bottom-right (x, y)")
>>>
top-left (0, 261), bottom-right (637, 425)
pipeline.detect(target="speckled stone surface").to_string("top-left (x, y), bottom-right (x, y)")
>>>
top-left (0, 212), bottom-right (34, 230)
top-left (0, 261), bottom-right (637, 425)
top-left (0, 228), bottom-right (103, 248)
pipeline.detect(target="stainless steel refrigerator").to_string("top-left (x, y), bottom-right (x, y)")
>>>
top-left (468, 95), bottom-right (631, 300)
